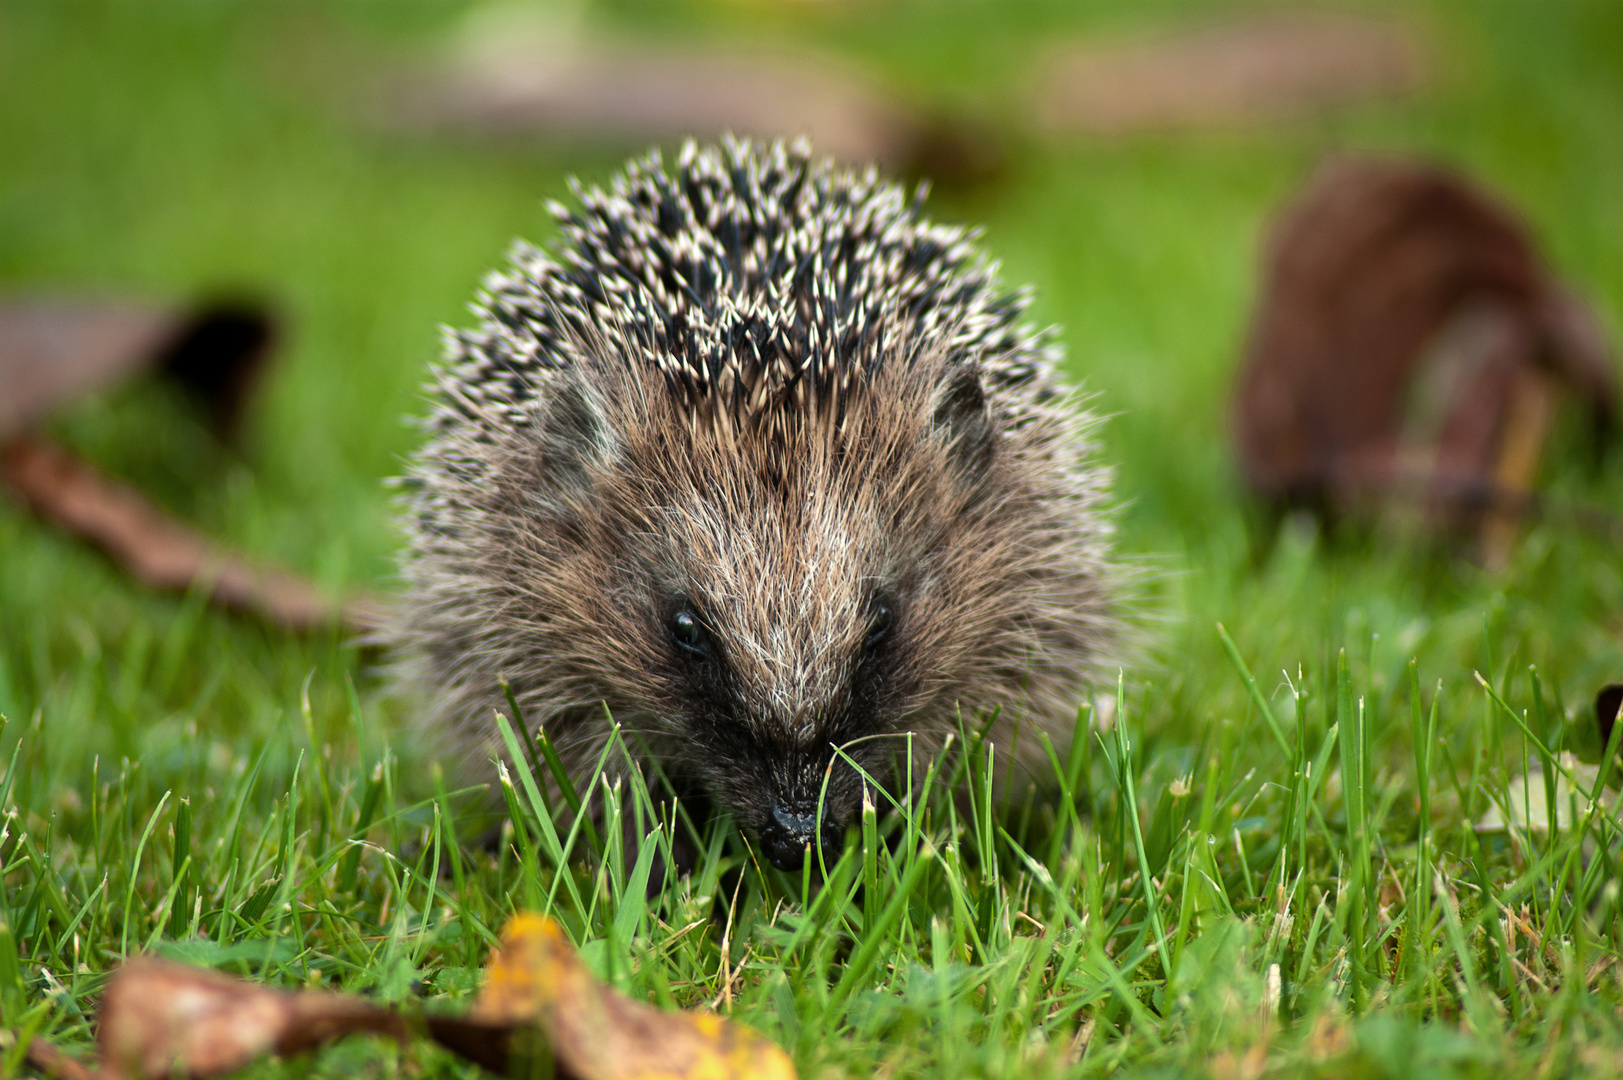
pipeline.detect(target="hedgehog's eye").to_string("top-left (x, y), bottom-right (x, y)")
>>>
top-left (671, 609), bottom-right (710, 658)
top-left (865, 601), bottom-right (893, 650)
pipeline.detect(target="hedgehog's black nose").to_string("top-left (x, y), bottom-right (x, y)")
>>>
top-left (761, 804), bottom-right (827, 871)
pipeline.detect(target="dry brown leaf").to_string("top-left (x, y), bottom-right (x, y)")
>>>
top-left (0, 297), bottom-right (382, 631)
top-left (463, 913), bottom-right (797, 1080)
top-left (0, 433), bottom-right (382, 633)
top-left (21, 914), bottom-right (796, 1080)
top-left (23, 1037), bottom-right (100, 1080)
top-left (1035, 12), bottom-right (1422, 135)
top-left (0, 300), bottom-right (273, 443)
top-left (1229, 156), bottom-right (1616, 554)
top-left (386, 7), bottom-right (930, 174)
top-left (440, 45), bottom-right (915, 168)
top-left (0, 301), bottom-right (172, 437)
top-left (24, 959), bottom-right (406, 1080)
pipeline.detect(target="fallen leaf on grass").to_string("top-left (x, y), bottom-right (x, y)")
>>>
top-left (1035, 12), bottom-right (1422, 135)
top-left (413, 43), bottom-right (915, 168)
top-left (0, 302), bottom-right (173, 438)
top-left (0, 295), bottom-right (384, 632)
top-left (21, 915), bottom-right (795, 1080)
top-left (25, 959), bottom-right (406, 1080)
top-left (383, 6), bottom-right (988, 180)
top-left (0, 433), bottom-right (382, 633)
top-left (0, 299), bottom-right (274, 444)
top-left (1230, 156), bottom-right (1616, 562)
top-left (453, 913), bottom-right (797, 1080)
top-left (21, 1038), bottom-right (98, 1080)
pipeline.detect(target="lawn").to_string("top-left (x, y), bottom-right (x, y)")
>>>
top-left (3, 1), bottom-right (1623, 1077)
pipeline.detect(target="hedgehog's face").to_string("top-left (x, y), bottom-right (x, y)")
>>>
top-left (642, 480), bottom-right (915, 871)
top-left (586, 359), bottom-right (1005, 871)
top-left (487, 344), bottom-right (1101, 873)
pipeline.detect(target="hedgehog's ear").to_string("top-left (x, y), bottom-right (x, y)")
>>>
top-left (928, 365), bottom-right (996, 479)
top-left (539, 379), bottom-right (621, 488)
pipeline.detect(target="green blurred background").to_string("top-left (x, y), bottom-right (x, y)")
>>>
top-left (2, 0), bottom-right (1622, 786)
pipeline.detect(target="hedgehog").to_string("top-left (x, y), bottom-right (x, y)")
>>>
top-left (394, 137), bottom-right (1118, 872)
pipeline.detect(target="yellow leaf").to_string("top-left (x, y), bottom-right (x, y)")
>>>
top-left (473, 913), bottom-right (796, 1080)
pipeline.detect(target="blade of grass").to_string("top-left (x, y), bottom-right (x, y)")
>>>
top-left (119, 789), bottom-right (171, 956)
top-left (825, 841), bottom-right (935, 1018)
top-left (495, 709), bottom-right (586, 915)
top-left (1217, 623), bottom-right (1292, 759)
top-left (1111, 673), bottom-right (1172, 987)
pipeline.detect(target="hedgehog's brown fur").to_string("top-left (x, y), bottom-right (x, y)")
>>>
top-left (394, 137), bottom-right (1118, 870)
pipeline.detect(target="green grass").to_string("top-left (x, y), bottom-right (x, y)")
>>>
top-left (4, 0), bottom-right (1623, 1077)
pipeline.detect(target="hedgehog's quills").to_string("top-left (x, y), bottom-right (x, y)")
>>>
top-left (393, 136), bottom-right (1119, 872)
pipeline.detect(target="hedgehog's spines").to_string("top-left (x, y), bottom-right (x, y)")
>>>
top-left (414, 136), bottom-right (1080, 559)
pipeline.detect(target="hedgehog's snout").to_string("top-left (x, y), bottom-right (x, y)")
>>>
top-left (760, 799), bottom-right (842, 872)
top-left (753, 735), bottom-right (862, 871)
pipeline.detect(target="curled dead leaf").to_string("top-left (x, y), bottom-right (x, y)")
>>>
top-left (25, 959), bottom-right (406, 1080)
top-left (382, 8), bottom-right (998, 182)
top-left (0, 434), bottom-right (383, 633)
top-left (23, 1037), bottom-right (99, 1080)
top-left (0, 299), bottom-right (273, 443)
top-left (0, 295), bottom-right (385, 633)
top-left (457, 913), bottom-right (797, 1080)
top-left (1231, 155), bottom-right (1616, 561)
top-left (1036, 12), bottom-right (1422, 135)
top-left (23, 917), bottom-right (795, 1080)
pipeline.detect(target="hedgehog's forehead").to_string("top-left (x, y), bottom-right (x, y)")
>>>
top-left (642, 431), bottom-right (878, 609)
top-left (606, 351), bottom-right (930, 645)
top-left (662, 464), bottom-right (878, 608)
top-left (677, 508), bottom-right (873, 711)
